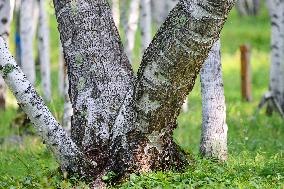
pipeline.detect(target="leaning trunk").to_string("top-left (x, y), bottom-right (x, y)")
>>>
top-left (200, 40), bottom-right (228, 161)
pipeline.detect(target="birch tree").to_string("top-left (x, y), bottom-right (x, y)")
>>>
top-left (0, 0), bottom-right (14, 109)
top-left (0, 0), bottom-right (234, 186)
top-left (111, 0), bottom-right (120, 27)
top-left (38, 0), bottom-right (51, 101)
top-left (122, 0), bottom-right (140, 63)
top-left (58, 40), bottom-right (64, 96)
top-left (20, 0), bottom-right (37, 84)
top-left (140, 0), bottom-right (152, 53)
top-left (236, 0), bottom-right (260, 16)
top-left (200, 40), bottom-right (228, 161)
top-left (259, 0), bottom-right (284, 117)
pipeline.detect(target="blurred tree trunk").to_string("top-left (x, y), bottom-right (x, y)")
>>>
top-left (140, 0), bottom-right (152, 53)
top-left (20, 0), bottom-right (38, 84)
top-left (111, 0), bottom-right (120, 27)
top-left (1, 0), bottom-right (234, 186)
top-left (124, 0), bottom-right (140, 63)
top-left (38, 0), bottom-right (51, 101)
top-left (0, 0), bottom-right (14, 110)
top-left (63, 68), bottom-right (72, 133)
top-left (58, 40), bottom-right (64, 96)
top-left (200, 40), bottom-right (228, 161)
top-left (236, 0), bottom-right (260, 16)
top-left (151, 0), bottom-right (167, 28)
top-left (14, 0), bottom-right (21, 67)
top-left (266, 0), bottom-right (284, 114)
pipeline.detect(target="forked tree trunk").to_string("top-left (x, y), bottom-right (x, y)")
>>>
top-left (140, 0), bottom-right (152, 53)
top-left (0, 0), bottom-right (14, 110)
top-left (20, 0), bottom-right (37, 84)
top-left (266, 0), bottom-right (284, 113)
top-left (54, 0), bottom-right (234, 183)
top-left (200, 40), bottom-right (228, 161)
top-left (38, 0), bottom-right (51, 101)
top-left (2, 0), bottom-right (234, 186)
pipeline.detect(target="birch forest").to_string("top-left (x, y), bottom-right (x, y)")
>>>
top-left (0, 0), bottom-right (283, 188)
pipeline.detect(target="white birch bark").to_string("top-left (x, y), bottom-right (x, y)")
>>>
top-left (38, 0), bottom-right (51, 101)
top-left (140, 0), bottom-right (152, 53)
top-left (125, 0), bottom-right (140, 63)
top-left (151, 0), bottom-right (167, 28)
top-left (0, 37), bottom-right (95, 174)
top-left (20, 0), bottom-right (37, 84)
top-left (266, 0), bottom-right (284, 112)
top-left (200, 40), bottom-right (228, 161)
top-left (111, 0), bottom-right (120, 28)
top-left (0, 0), bottom-right (14, 109)
top-left (63, 71), bottom-right (72, 133)
top-left (58, 40), bottom-right (64, 96)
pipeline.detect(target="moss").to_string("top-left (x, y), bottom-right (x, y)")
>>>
top-left (0, 64), bottom-right (15, 78)
top-left (75, 53), bottom-right (83, 66)
top-left (70, 0), bottom-right (78, 16)
top-left (77, 77), bottom-right (86, 91)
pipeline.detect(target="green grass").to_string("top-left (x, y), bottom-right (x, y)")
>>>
top-left (0, 4), bottom-right (283, 189)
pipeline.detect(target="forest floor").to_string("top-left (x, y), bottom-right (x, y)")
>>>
top-left (0, 4), bottom-right (283, 189)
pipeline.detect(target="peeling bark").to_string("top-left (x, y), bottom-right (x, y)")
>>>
top-left (38, 0), bottom-right (52, 101)
top-left (200, 40), bottom-right (228, 161)
top-left (0, 37), bottom-right (96, 176)
top-left (0, 0), bottom-right (14, 110)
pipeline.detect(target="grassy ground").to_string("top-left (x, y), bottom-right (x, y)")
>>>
top-left (0, 3), bottom-right (283, 189)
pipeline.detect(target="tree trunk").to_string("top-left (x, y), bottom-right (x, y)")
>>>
top-left (53, 0), bottom-right (135, 179)
top-left (236, 0), bottom-right (260, 16)
top-left (63, 69), bottom-right (72, 133)
top-left (58, 40), bottom-right (65, 96)
top-left (124, 0), bottom-right (140, 63)
top-left (38, 0), bottom-right (51, 101)
top-left (0, 0), bottom-right (14, 110)
top-left (4, 0), bottom-right (234, 185)
top-left (20, 0), bottom-right (37, 84)
top-left (151, 0), bottom-right (168, 29)
top-left (266, 0), bottom-right (284, 113)
top-left (140, 0), bottom-right (152, 53)
top-left (111, 0), bottom-right (120, 28)
top-left (0, 37), bottom-right (96, 176)
top-left (200, 40), bottom-right (228, 161)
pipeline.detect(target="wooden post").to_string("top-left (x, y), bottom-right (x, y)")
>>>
top-left (240, 44), bottom-right (253, 102)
